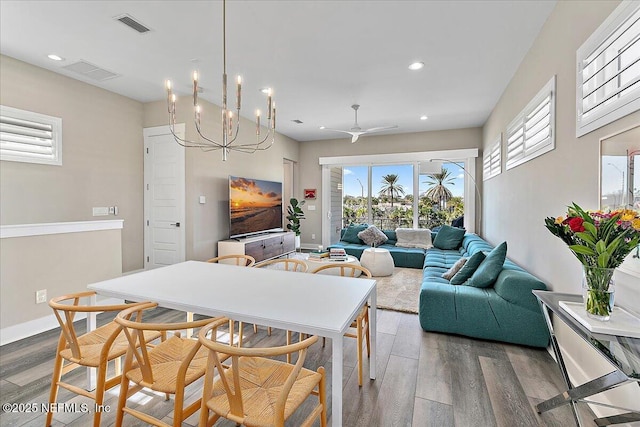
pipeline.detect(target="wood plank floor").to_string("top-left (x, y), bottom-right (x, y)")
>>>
top-left (0, 307), bottom-right (597, 427)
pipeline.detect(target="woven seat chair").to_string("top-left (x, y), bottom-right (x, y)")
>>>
top-left (198, 317), bottom-right (327, 427)
top-left (312, 263), bottom-right (372, 386)
top-left (46, 291), bottom-right (162, 427)
top-left (114, 302), bottom-right (227, 427)
top-left (254, 258), bottom-right (309, 348)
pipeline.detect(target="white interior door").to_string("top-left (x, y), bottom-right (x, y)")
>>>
top-left (143, 124), bottom-right (186, 269)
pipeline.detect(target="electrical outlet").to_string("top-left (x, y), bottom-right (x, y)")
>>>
top-left (311, 234), bottom-right (316, 240)
top-left (36, 289), bottom-right (47, 304)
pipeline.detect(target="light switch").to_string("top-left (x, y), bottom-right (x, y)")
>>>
top-left (93, 207), bottom-right (109, 216)
top-left (199, 196), bottom-right (206, 204)
top-left (308, 205), bottom-right (316, 211)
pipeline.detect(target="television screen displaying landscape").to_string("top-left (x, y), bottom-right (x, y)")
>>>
top-left (229, 176), bottom-right (283, 238)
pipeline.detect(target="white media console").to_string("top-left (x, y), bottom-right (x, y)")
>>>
top-left (217, 231), bottom-right (295, 263)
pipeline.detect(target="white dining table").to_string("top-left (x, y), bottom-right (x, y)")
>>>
top-left (87, 260), bottom-right (377, 427)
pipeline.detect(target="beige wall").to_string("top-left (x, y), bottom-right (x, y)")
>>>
top-left (482, 0), bottom-right (640, 415)
top-left (0, 229), bottom-right (122, 332)
top-left (143, 97), bottom-right (300, 261)
top-left (298, 127), bottom-right (483, 245)
top-left (0, 55), bottom-right (144, 272)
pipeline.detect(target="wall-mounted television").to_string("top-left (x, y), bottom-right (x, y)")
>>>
top-left (229, 176), bottom-right (283, 239)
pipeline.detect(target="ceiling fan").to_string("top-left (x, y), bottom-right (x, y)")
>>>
top-left (320, 104), bottom-right (398, 143)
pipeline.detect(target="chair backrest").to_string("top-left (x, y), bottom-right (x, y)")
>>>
top-left (254, 258), bottom-right (308, 272)
top-left (311, 263), bottom-right (372, 278)
top-left (207, 254), bottom-right (256, 267)
top-left (115, 302), bottom-right (219, 387)
top-left (48, 291), bottom-right (142, 360)
top-left (198, 317), bottom-right (318, 425)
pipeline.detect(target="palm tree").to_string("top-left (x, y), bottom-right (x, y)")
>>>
top-left (378, 174), bottom-right (405, 207)
top-left (423, 168), bottom-right (455, 210)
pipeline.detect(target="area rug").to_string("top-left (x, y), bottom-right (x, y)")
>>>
top-left (266, 253), bottom-right (422, 314)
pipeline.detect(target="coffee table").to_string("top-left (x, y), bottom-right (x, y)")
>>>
top-left (305, 255), bottom-right (362, 276)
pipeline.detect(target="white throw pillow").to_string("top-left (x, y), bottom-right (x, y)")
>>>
top-left (395, 228), bottom-right (433, 249)
top-left (441, 257), bottom-right (468, 280)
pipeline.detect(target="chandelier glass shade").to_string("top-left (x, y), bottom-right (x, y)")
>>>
top-left (164, 0), bottom-right (275, 161)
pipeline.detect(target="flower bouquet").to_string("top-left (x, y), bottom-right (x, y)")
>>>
top-left (544, 203), bottom-right (640, 320)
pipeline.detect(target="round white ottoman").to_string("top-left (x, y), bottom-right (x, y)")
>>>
top-left (360, 248), bottom-right (394, 277)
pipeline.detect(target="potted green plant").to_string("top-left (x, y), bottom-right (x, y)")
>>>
top-left (286, 197), bottom-right (306, 249)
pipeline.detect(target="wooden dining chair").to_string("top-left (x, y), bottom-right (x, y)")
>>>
top-left (206, 254), bottom-right (256, 267)
top-left (114, 302), bottom-right (227, 427)
top-left (255, 258), bottom-right (309, 361)
top-left (254, 257), bottom-right (308, 272)
top-left (47, 291), bottom-right (162, 427)
top-left (198, 317), bottom-right (327, 427)
top-left (312, 263), bottom-right (372, 386)
top-left (184, 254), bottom-right (256, 342)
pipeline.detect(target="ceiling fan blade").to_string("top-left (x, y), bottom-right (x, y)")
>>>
top-left (320, 128), bottom-right (355, 135)
top-left (363, 125), bottom-right (399, 133)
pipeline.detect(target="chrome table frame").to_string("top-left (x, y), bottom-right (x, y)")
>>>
top-left (533, 291), bottom-right (640, 426)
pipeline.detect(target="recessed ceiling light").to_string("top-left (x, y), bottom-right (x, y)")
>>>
top-left (47, 54), bottom-right (64, 61)
top-left (408, 61), bottom-right (424, 71)
top-left (420, 115), bottom-right (428, 120)
top-left (260, 87), bottom-right (271, 94)
top-left (319, 126), bottom-right (326, 129)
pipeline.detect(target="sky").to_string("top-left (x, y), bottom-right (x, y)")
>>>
top-left (342, 162), bottom-right (466, 199)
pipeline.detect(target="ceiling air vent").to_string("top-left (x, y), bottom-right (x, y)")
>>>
top-left (292, 119), bottom-right (303, 124)
top-left (115, 14), bottom-right (151, 34)
top-left (62, 60), bottom-right (119, 81)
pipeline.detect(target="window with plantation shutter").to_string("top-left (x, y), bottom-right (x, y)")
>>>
top-left (506, 76), bottom-right (556, 170)
top-left (576, 1), bottom-right (640, 137)
top-left (483, 134), bottom-right (501, 180)
top-left (0, 106), bottom-right (62, 166)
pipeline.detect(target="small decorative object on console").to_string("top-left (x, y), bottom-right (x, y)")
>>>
top-left (544, 203), bottom-right (640, 321)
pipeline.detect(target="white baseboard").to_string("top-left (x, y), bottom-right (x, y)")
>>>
top-left (0, 296), bottom-right (123, 346)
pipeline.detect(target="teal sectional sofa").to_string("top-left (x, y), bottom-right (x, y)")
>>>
top-left (329, 228), bottom-right (426, 269)
top-left (419, 233), bottom-right (550, 348)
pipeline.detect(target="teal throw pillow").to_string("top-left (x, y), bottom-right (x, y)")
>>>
top-left (466, 242), bottom-right (507, 288)
top-left (450, 251), bottom-right (486, 285)
top-left (342, 224), bottom-right (368, 244)
top-left (433, 224), bottom-right (466, 250)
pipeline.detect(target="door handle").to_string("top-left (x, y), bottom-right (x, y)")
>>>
top-left (170, 222), bottom-right (181, 227)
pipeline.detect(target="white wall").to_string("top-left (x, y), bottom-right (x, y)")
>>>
top-left (482, 0), bottom-right (640, 418)
top-left (143, 98), bottom-right (300, 261)
top-left (0, 55), bottom-right (144, 273)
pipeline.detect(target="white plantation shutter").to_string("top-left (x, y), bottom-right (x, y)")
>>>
top-left (576, 1), bottom-right (640, 137)
top-left (0, 106), bottom-right (62, 165)
top-left (506, 76), bottom-right (556, 170)
top-left (483, 134), bottom-right (501, 180)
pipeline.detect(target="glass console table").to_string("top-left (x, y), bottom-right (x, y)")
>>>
top-left (533, 291), bottom-right (640, 427)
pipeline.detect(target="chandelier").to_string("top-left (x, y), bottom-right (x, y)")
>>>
top-left (164, 0), bottom-right (276, 161)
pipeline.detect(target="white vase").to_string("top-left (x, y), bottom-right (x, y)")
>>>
top-left (295, 235), bottom-right (301, 249)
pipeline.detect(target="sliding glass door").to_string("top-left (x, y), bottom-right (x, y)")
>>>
top-left (418, 162), bottom-right (465, 229)
top-left (333, 162), bottom-right (462, 230)
top-left (371, 164), bottom-right (413, 229)
top-left (320, 149), bottom-right (479, 248)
